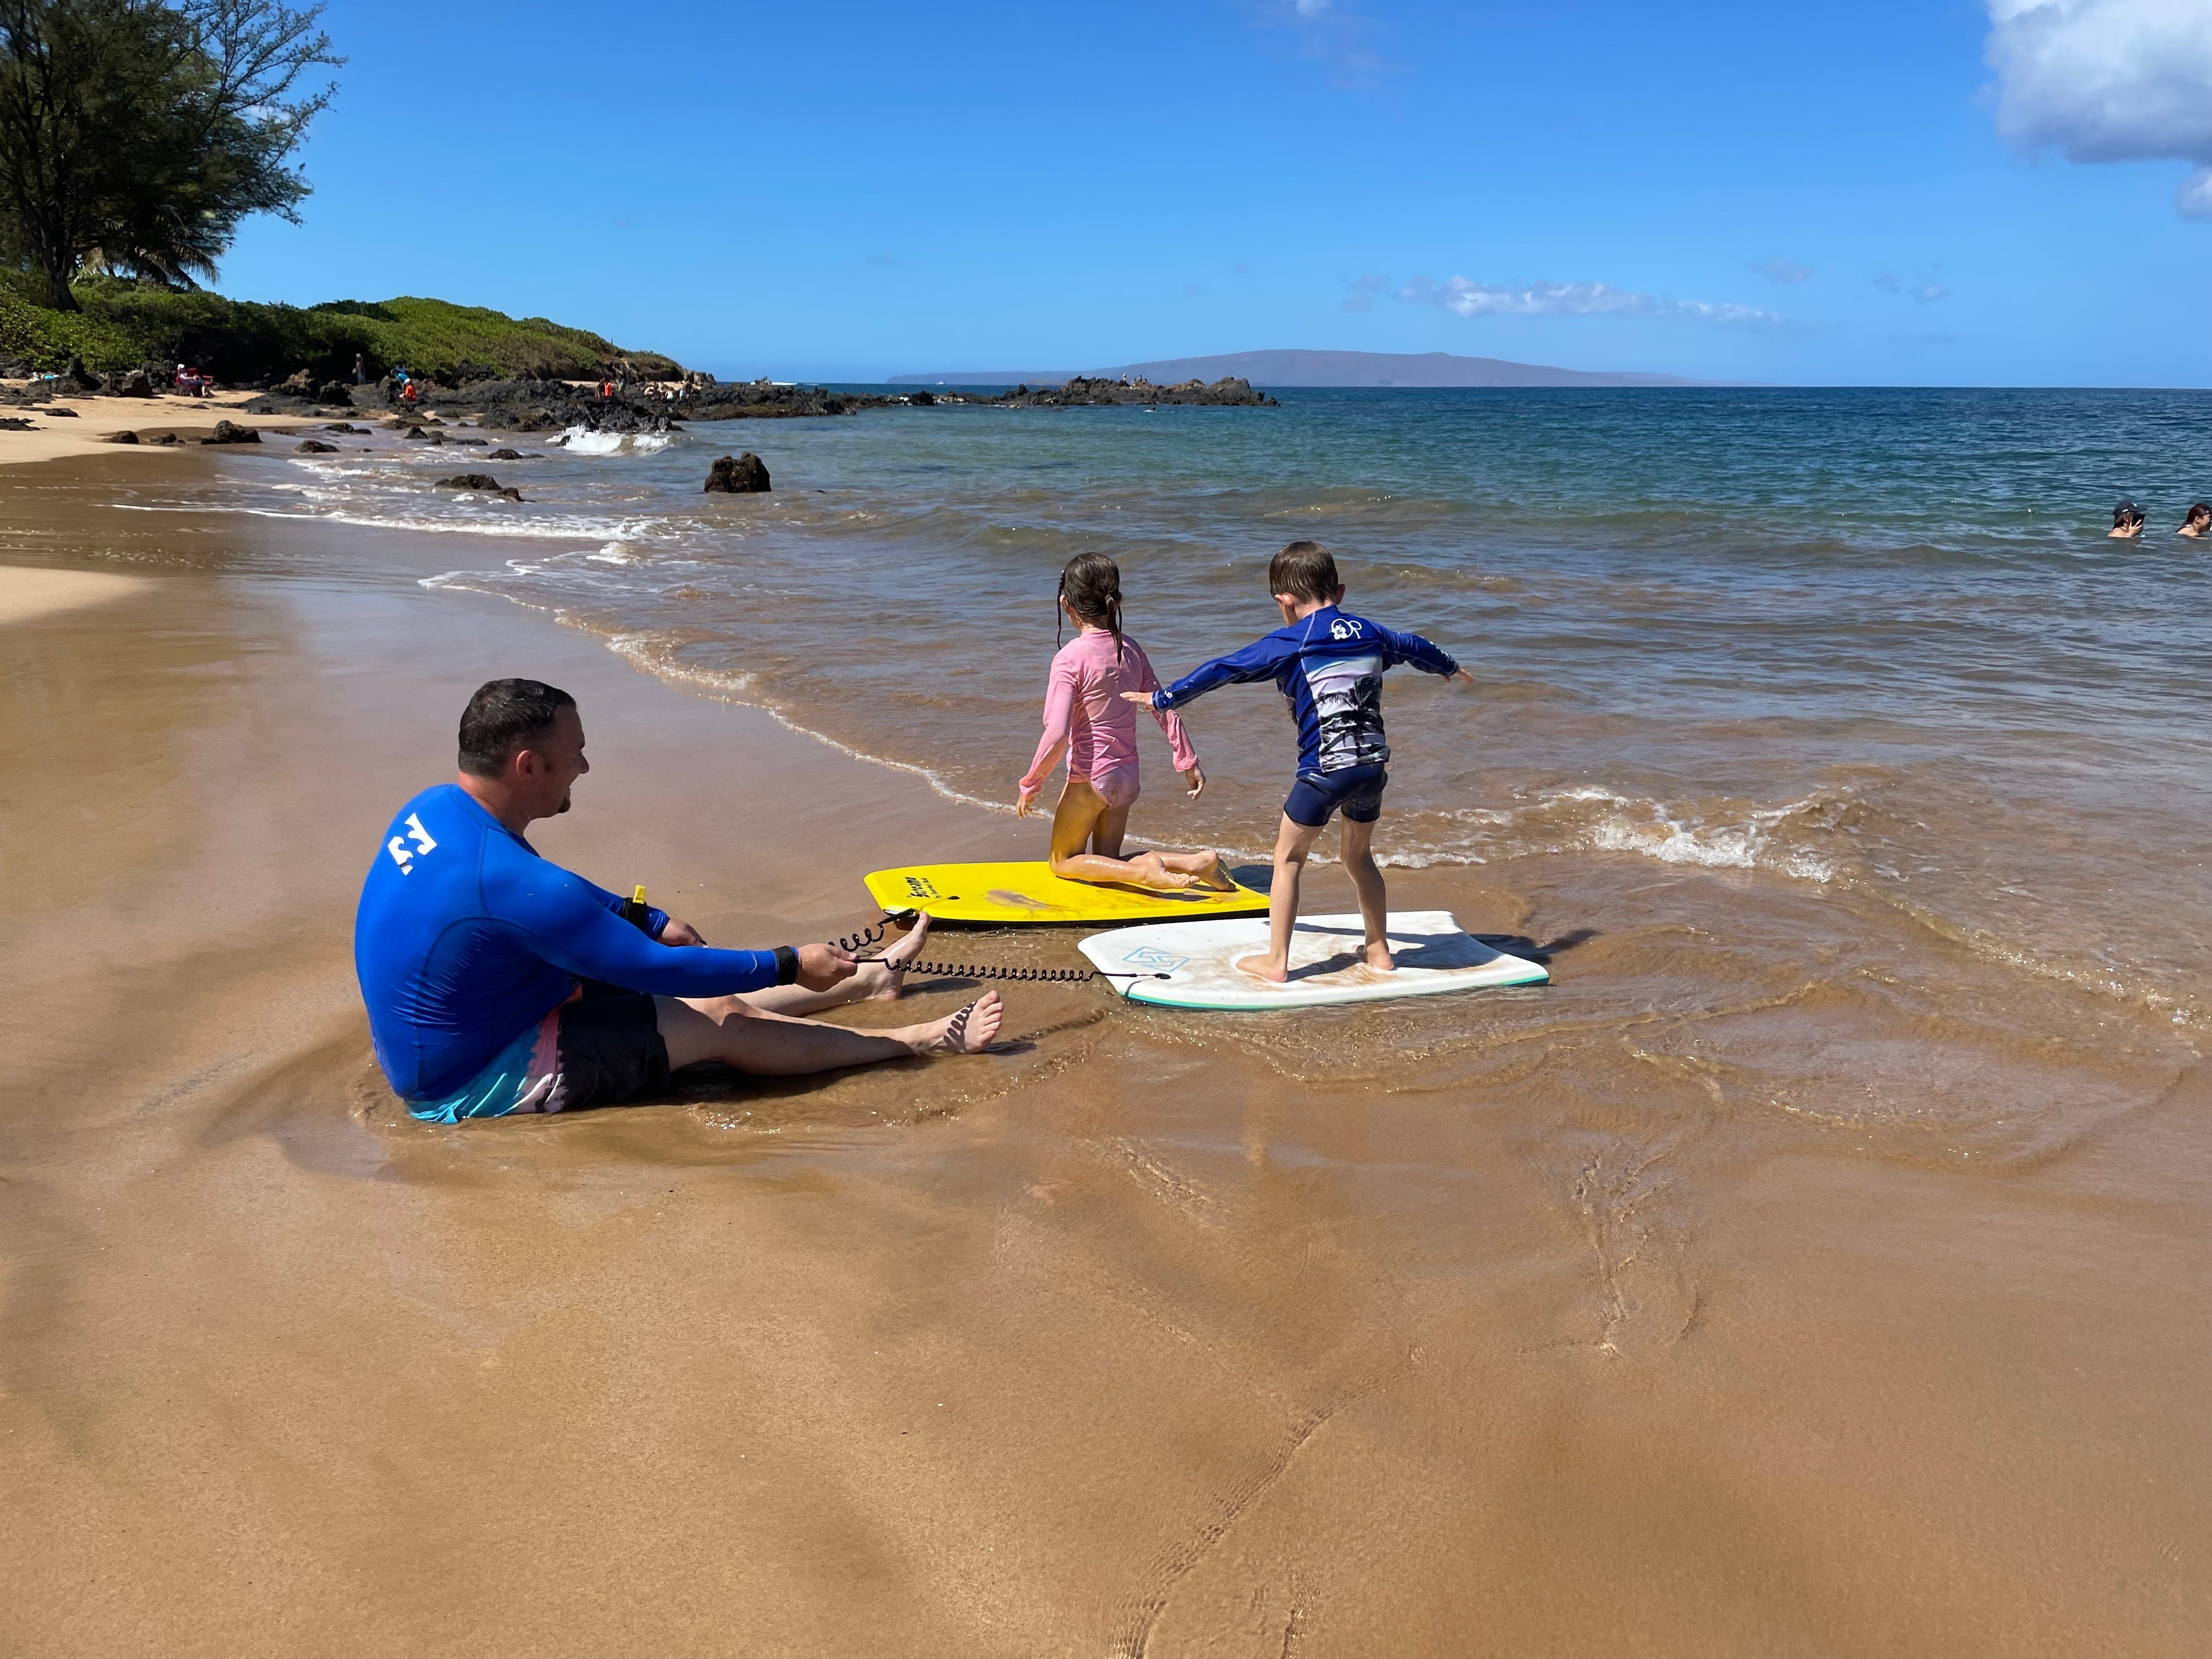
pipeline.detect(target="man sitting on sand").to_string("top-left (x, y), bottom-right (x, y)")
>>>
top-left (354, 679), bottom-right (1000, 1122)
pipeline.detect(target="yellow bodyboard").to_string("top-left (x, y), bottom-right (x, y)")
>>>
top-left (864, 861), bottom-right (1269, 926)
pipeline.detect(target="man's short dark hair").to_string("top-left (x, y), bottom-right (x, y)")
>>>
top-left (459, 679), bottom-right (575, 777)
top-left (1269, 540), bottom-right (1340, 604)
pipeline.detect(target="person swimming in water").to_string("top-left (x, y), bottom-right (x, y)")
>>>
top-left (2177, 503), bottom-right (2209, 539)
top-left (1015, 552), bottom-right (1229, 892)
top-left (2109, 503), bottom-right (2145, 539)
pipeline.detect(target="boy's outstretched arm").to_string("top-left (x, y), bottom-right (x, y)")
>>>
top-left (1375, 622), bottom-right (1465, 680)
top-left (1121, 635), bottom-right (1296, 713)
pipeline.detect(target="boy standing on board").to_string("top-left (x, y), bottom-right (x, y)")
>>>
top-left (1126, 540), bottom-right (1474, 982)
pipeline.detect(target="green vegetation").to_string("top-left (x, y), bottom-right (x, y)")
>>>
top-left (0, 273), bottom-right (681, 382)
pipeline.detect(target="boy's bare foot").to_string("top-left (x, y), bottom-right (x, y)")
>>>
top-left (1361, 940), bottom-right (1396, 972)
top-left (861, 911), bottom-right (932, 1000)
top-left (1233, 953), bottom-right (1290, 983)
top-left (910, 989), bottom-right (1003, 1054)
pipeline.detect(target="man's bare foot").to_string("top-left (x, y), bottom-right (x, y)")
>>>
top-left (1361, 940), bottom-right (1396, 972)
top-left (860, 911), bottom-right (932, 1000)
top-left (911, 989), bottom-right (1003, 1054)
top-left (1233, 952), bottom-right (1289, 984)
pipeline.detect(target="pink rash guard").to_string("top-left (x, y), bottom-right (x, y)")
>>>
top-left (1021, 628), bottom-right (1198, 809)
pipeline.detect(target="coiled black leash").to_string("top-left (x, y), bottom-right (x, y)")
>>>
top-left (834, 910), bottom-right (1169, 984)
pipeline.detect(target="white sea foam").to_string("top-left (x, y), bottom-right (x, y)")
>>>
top-left (556, 425), bottom-right (674, 456)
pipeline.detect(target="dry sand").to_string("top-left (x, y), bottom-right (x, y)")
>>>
top-left (0, 388), bottom-right (311, 466)
top-left (0, 454), bottom-right (2204, 1657)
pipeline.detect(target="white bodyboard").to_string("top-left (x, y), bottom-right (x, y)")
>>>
top-left (1079, 910), bottom-right (1548, 1010)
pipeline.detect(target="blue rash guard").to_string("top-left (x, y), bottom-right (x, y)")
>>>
top-left (354, 783), bottom-right (780, 1105)
top-left (1150, 606), bottom-right (1459, 775)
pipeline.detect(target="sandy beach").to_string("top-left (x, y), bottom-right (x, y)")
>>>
top-left (1, 450), bottom-right (2204, 1657)
top-left (0, 390), bottom-right (310, 467)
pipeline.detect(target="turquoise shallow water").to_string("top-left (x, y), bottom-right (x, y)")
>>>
top-left (106, 386), bottom-right (2212, 1035)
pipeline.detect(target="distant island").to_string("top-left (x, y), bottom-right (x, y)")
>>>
top-left (893, 348), bottom-right (1721, 389)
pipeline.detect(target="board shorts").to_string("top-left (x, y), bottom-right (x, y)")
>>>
top-left (1284, 762), bottom-right (1387, 829)
top-left (406, 980), bottom-right (670, 1122)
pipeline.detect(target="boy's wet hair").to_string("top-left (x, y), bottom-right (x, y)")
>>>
top-left (1057, 551), bottom-right (1123, 649)
top-left (2113, 502), bottom-right (2145, 528)
top-left (459, 678), bottom-right (575, 776)
top-left (1269, 540), bottom-right (1340, 604)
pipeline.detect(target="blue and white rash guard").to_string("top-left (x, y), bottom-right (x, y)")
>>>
top-left (354, 783), bottom-right (779, 1103)
top-left (1150, 606), bottom-right (1459, 775)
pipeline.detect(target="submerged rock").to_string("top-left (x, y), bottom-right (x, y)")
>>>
top-left (296, 439), bottom-right (338, 453)
top-left (486, 447), bottom-right (528, 460)
top-left (704, 452), bottom-right (771, 493)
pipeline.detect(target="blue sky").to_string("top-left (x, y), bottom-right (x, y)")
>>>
top-left (218, 1), bottom-right (2210, 386)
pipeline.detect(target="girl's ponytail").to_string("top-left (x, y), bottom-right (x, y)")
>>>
top-left (1057, 552), bottom-right (1125, 657)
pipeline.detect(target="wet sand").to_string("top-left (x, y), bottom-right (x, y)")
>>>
top-left (0, 388), bottom-right (311, 465)
top-left (1, 455), bottom-right (2204, 1656)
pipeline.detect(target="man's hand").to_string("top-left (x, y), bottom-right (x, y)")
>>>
top-left (1183, 763), bottom-right (1206, 800)
top-left (794, 943), bottom-right (858, 991)
top-left (657, 917), bottom-right (706, 947)
top-left (1015, 783), bottom-right (1041, 819)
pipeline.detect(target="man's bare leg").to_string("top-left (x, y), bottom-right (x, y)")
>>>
top-left (1234, 814), bottom-right (1326, 983)
top-left (725, 912), bottom-right (933, 1015)
top-left (656, 986), bottom-right (1002, 1075)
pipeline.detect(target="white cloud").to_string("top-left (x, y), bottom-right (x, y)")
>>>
top-left (1984, 0), bottom-right (2212, 217)
top-left (1398, 276), bottom-right (1783, 328)
top-left (1341, 272), bottom-right (1389, 312)
top-left (1748, 256), bottom-right (1814, 284)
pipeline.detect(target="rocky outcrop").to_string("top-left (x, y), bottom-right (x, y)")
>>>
top-left (436, 473), bottom-right (522, 501)
top-left (993, 375), bottom-right (1276, 408)
top-left (201, 420), bottom-right (261, 444)
top-left (704, 452), bottom-right (771, 493)
top-left (101, 368), bottom-right (155, 397)
top-left (59, 354), bottom-right (100, 392)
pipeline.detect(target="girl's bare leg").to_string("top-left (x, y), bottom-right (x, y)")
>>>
top-left (1046, 778), bottom-right (1199, 890)
top-left (1234, 814), bottom-right (1326, 981)
top-left (1154, 847), bottom-right (1233, 889)
top-left (1338, 816), bottom-right (1393, 970)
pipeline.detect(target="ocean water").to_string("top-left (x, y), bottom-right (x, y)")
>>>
top-left (109, 387), bottom-right (2212, 1094)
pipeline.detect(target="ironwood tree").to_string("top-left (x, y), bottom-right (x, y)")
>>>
top-left (0, 0), bottom-right (338, 311)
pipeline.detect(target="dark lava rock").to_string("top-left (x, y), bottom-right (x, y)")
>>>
top-left (47, 406), bottom-right (77, 416)
top-left (486, 448), bottom-right (527, 460)
top-left (60, 354), bottom-right (100, 392)
top-left (152, 431), bottom-right (179, 444)
top-left (315, 381), bottom-right (353, 407)
top-left (105, 428), bottom-right (140, 443)
top-left (447, 436), bottom-right (487, 445)
top-left (995, 374), bottom-right (1276, 408)
top-left (437, 473), bottom-right (523, 502)
top-left (404, 428), bottom-right (445, 444)
top-left (202, 419), bottom-right (260, 444)
top-left (704, 452), bottom-right (771, 493)
top-left (103, 367), bottom-right (155, 397)
top-left (0, 415), bottom-right (37, 431)
top-left (296, 439), bottom-right (339, 453)
top-left (323, 422), bottom-right (362, 433)
top-left (279, 369), bottom-right (317, 396)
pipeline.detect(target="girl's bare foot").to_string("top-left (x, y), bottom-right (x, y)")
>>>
top-left (861, 911), bottom-right (932, 1000)
top-left (1233, 953), bottom-right (1290, 983)
top-left (1196, 851), bottom-right (1236, 891)
top-left (1128, 851), bottom-right (1198, 892)
top-left (910, 989), bottom-right (1003, 1054)
top-left (1361, 940), bottom-right (1396, 972)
